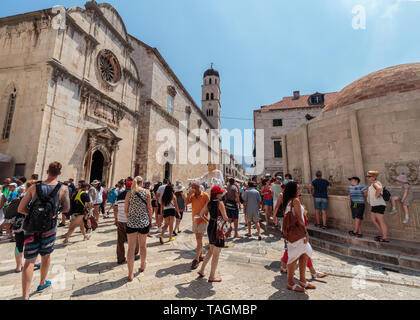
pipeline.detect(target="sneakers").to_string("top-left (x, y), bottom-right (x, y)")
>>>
top-left (389, 208), bottom-right (397, 215)
top-left (37, 280), bottom-right (51, 292)
top-left (403, 216), bottom-right (409, 224)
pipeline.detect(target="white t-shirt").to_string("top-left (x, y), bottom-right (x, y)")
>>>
top-left (368, 181), bottom-right (386, 207)
top-left (157, 184), bottom-right (167, 204)
top-left (96, 187), bottom-right (104, 204)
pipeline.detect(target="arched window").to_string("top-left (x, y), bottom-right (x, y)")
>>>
top-left (206, 93), bottom-right (209, 100)
top-left (3, 89), bottom-right (16, 140)
top-left (211, 93), bottom-right (214, 100)
top-left (209, 78), bottom-right (212, 85)
top-left (207, 109), bottom-right (213, 117)
top-left (215, 79), bottom-right (218, 84)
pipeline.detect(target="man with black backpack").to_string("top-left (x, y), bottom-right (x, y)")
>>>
top-left (17, 162), bottom-right (70, 300)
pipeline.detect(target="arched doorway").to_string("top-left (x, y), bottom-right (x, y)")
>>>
top-left (90, 150), bottom-right (105, 183)
top-left (164, 162), bottom-right (171, 181)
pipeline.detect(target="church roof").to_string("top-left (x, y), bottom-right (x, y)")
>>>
top-left (260, 92), bottom-right (338, 111)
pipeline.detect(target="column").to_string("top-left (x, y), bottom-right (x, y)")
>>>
top-left (350, 110), bottom-right (365, 184)
top-left (302, 124), bottom-right (312, 184)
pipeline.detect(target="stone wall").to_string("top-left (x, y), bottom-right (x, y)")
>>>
top-left (0, 14), bottom-right (57, 179)
top-left (284, 89), bottom-right (420, 196)
top-left (284, 89), bottom-right (420, 242)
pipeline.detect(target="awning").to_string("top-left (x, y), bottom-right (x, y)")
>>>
top-left (0, 154), bottom-right (12, 163)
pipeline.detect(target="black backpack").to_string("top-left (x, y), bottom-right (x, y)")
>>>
top-left (382, 187), bottom-right (391, 202)
top-left (23, 182), bottom-right (62, 233)
top-left (4, 196), bottom-right (22, 220)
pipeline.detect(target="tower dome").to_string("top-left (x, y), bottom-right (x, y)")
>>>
top-left (203, 67), bottom-right (220, 78)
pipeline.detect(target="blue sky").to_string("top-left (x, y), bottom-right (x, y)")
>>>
top-left (2, 0), bottom-right (420, 162)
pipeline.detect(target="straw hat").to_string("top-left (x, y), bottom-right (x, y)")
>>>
top-left (175, 184), bottom-right (185, 192)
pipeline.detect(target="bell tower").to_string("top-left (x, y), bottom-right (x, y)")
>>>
top-left (202, 64), bottom-right (221, 130)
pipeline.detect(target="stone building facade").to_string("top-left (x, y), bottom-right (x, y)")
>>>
top-left (0, 2), bottom-right (141, 185)
top-left (283, 63), bottom-right (420, 242)
top-left (221, 149), bottom-right (247, 183)
top-left (129, 38), bottom-right (220, 186)
top-left (253, 91), bottom-right (337, 177)
top-left (0, 1), bottom-right (220, 187)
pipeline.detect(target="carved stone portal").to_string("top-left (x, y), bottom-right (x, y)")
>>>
top-left (83, 127), bottom-right (122, 185)
top-left (385, 160), bottom-right (420, 185)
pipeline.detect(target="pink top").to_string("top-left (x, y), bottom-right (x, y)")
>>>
top-left (263, 185), bottom-right (273, 200)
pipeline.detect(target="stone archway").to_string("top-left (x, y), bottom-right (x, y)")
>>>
top-left (90, 150), bottom-right (105, 183)
top-left (83, 127), bottom-right (122, 186)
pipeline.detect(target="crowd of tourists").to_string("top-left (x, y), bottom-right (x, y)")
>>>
top-left (0, 161), bottom-right (413, 299)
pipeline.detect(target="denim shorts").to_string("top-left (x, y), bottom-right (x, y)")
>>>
top-left (264, 199), bottom-right (273, 207)
top-left (314, 198), bottom-right (328, 211)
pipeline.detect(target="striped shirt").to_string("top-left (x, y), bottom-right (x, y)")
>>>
top-left (349, 184), bottom-right (367, 204)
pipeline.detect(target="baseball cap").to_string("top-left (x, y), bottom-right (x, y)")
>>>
top-left (9, 183), bottom-right (18, 188)
top-left (126, 181), bottom-right (133, 188)
top-left (276, 176), bottom-right (282, 181)
top-left (211, 185), bottom-right (226, 194)
top-left (348, 177), bottom-right (361, 183)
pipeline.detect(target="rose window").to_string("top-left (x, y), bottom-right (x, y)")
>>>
top-left (98, 50), bottom-right (121, 84)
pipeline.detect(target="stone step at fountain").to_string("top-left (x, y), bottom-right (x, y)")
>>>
top-left (259, 212), bottom-right (420, 272)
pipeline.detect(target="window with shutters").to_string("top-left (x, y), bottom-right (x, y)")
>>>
top-left (3, 90), bottom-right (16, 140)
top-left (274, 141), bottom-right (283, 158)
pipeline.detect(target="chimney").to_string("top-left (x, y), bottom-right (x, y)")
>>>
top-left (293, 91), bottom-right (300, 100)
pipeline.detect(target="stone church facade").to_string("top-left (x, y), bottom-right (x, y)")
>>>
top-left (0, 1), bottom-right (220, 186)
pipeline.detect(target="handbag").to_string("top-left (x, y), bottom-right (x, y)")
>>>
top-left (282, 200), bottom-right (307, 243)
top-left (215, 202), bottom-right (232, 240)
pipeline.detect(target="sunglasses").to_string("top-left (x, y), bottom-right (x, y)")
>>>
top-left (366, 176), bottom-right (374, 178)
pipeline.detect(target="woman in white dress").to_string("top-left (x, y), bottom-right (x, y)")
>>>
top-left (283, 182), bottom-right (316, 292)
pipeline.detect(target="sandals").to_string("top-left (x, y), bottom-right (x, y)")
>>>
top-left (322, 225), bottom-right (328, 230)
top-left (208, 278), bottom-right (222, 283)
top-left (191, 259), bottom-right (199, 270)
top-left (197, 271), bottom-right (205, 278)
top-left (280, 267), bottom-right (287, 274)
top-left (287, 283), bottom-right (305, 293)
top-left (349, 231), bottom-right (357, 237)
top-left (315, 224), bottom-right (321, 228)
top-left (356, 233), bottom-right (363, 238)
top-left (311, 272), bottom-right (327, 279)
top-left (299, 281), bottom-right (316, 290)
top-left (374, 236), bottom-right (390, 243)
